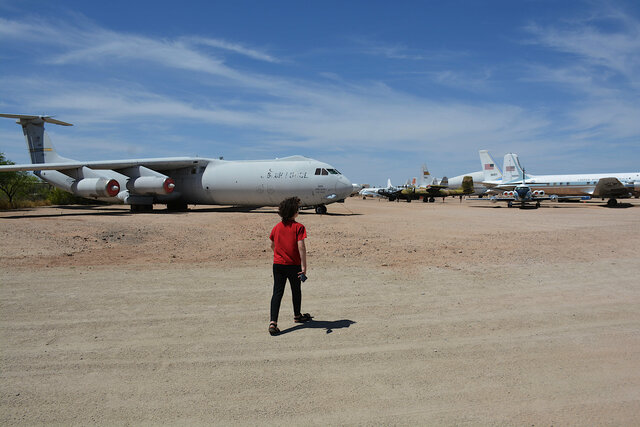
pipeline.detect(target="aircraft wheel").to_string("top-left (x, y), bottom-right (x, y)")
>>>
top-left (422, 197), bottom-right (428, 203)
top-left (507, 201), bottom-right (513, 208)
top-left (536, 201), bottom-right (541, 208)
top-left (315, 205), bottom-right (327, 214)
top-left (406, 198), bottom-right (411, 203)
top-left (429, 197), bottom-right (435, 203)
top-left (607, 198), bottom-right (618, 207)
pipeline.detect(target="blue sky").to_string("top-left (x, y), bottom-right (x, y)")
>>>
top-left (1, 0), bottom-right (639, 186)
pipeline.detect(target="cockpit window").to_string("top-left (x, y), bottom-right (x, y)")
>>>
top-left (327, 168), bottom-right (341, 175)
top-left (321, 168), bottom-right (328, 175)
top-left (315, 168), bottom-right (321, 175)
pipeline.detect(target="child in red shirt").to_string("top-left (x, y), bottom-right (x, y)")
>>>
top-left (268, 197), bottom-right (312, 335)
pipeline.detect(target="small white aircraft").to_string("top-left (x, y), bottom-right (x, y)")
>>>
top-left (0, 114), bottom-right (353, 213)
top-left (358, 178), bottom-right (398, 199)
top-left (487, 171), bottom-right (554, 209)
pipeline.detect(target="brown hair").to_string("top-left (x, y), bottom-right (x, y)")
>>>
top-left (278, 197), bottom-right (300, 221)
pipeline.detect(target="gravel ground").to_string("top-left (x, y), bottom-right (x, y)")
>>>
top-left (1, 197), bottom-right (639, 425)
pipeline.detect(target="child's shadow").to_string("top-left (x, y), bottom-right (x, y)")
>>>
top-left (278, 319), bottom-right (356, 335)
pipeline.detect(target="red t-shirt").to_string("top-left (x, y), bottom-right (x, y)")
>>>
top-left (270, 220), bottom-right (307, 265)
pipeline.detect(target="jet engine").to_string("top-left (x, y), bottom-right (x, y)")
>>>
top-left (72, 178), bottom-right (120, 198)
top-left (127, 176), bottom-right (175, 195)
top-left (119, 166), bottom-right (176, 196)
top-left (532, 190), bottom-right (545, 197)
top-left (502, 191), bottom-right (515, 197)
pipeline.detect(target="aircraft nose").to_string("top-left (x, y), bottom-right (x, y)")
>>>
top-left (336, 175), bottom-right (353, 198)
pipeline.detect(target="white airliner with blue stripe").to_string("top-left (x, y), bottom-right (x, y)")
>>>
top-left (480, 152), bottom-right (639, 206)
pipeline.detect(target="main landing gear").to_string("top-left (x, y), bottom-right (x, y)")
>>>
top-left (315, 205), bottom-right (327, 214)
top-left (607, 198), bottom-right (618, 207)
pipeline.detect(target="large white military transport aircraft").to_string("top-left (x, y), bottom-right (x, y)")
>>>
top-left (0, 114), bottom-right (353, 213)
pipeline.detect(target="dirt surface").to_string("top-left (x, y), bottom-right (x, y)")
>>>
top-left (1, 198), bottom-right (639, 425)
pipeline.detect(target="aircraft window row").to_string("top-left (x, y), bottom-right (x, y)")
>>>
top-left (314, 168), bottom-right (342, 175)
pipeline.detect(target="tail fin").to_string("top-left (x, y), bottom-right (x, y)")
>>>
top-left (0, 114), bottom-right (73, 164)
top-left (461, 176), bottom-right (474, 194)
top-left (440, 176), bottom-right (448, 187)
top-left (479, 150), bottom-right (502, 182)
top-left (502, 153), bottom-right (524, 183)
top-left (386, 178), bottom-right (393, 188)
top-left (419, 163), bottom-right (435, 187)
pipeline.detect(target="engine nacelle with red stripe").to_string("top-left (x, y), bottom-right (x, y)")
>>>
top-left (532, 190), bottom-right (545, 197)
top-left (502, 191), bottom-right (515, 197)
top-left (127, 176), bottom-right (175, 195)
top-left (72, 178), bottom-right (120, 198)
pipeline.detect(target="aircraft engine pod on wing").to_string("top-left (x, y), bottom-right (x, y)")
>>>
top-left (0, 114), bottom-right (353, 213)
top-left (126, 176), bottom-right (175, 195)
top-left (118, 165), bottom-right (176, 196)
top-left (532, 190), bottom-right (545, 197)
top-left (73, 178), bottom-right (120, 198)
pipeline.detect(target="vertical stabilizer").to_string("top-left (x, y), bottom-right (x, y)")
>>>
top-left (386, 178), bottom-right (393, 188)
top-left (0, 114), bottom-right (73, 164)
top-left (502, 153), bottom-right (524, 183)
top-left (479, 150), bottom-right (502, 182)
top-left (419, 164), bottom-right (435, 187)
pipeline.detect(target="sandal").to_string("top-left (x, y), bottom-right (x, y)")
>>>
top-left (269, 322), bottom-right (280, 336)
top-left (294, 313), bottom-right (313, 323)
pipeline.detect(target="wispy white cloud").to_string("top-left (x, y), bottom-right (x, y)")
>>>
top-left (185, 37), bottom-right (281, 63)
top-left (1, 7), bottom-right (639, 181)
top-left (351, 37), bottom-right (467, 62)
top-left (524, 7), bottom-right (640, 85)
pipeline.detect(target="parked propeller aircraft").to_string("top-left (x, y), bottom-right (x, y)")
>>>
top-left (485, 152), bottom-right (640, 206)
top-left (0, 114), bottom-right (353, 213)
top-left (399, 175), bottom-right (475, 202)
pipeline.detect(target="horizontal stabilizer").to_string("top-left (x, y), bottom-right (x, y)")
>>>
top-left (0, 113), bottom-right (73, 126)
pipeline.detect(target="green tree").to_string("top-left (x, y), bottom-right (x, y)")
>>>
top-left (0, 153), bottom-right (32, 207)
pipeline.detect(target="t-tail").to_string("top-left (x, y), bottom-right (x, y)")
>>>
top-left (502, 153), bottom-right (525, 183)
top-left (0, 114), bottom-right (74, 164)
top-left (479, 150), bottom-right (502, 182)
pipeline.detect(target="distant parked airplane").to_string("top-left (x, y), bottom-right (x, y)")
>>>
top-left (487, 153), bottom-right (640, 206)
top-left (0, 114), bottom-right (353, 213)
top-left (359, 179), bottom-right (398, 199)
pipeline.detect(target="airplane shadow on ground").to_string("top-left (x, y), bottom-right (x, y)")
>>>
top-left (1, 205), bottom-right (132, 219)
top-left (277, 319), bottom-right (356, 335)
top-left (467, 203), bottom-right (603, 209)
top-left (1, 205), bottom-right (361, 218)
top-left (600, 203), bottom-right (635, 208)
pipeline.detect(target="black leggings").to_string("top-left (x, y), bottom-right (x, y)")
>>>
top-left (270, 264), bottom-right (302, 322)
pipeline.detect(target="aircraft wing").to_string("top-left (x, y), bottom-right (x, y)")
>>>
top-left (0, 157), bottom-right (210, 172)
